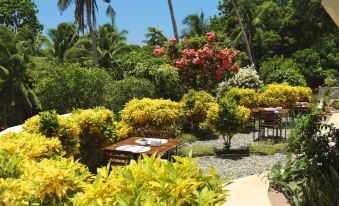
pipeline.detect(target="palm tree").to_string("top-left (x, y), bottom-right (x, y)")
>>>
top-left (230, 0), bottom-right (255, 67)
top-left (182, 10), bottom-right (207, 37)
top-left (0, 26), bottom-right (41, 127)
top-left (167, 0), bottom-right (179, 41)
top-left (57, 0), bottom-right (115, 65)
top-left (48, 23), bottom-right (78, 62)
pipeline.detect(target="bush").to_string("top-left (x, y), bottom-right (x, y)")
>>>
top-left (249, 140), bottom-right (287, 155)
top-left (72, 155), bottom-right (227, 205)
top-left (0, 158), bottom-right (91, 205)
top-left (223, 88), bottom-right (257, 109)
top-left (0, 151), bottom-right (23, 179)
top-left (106, 76), bottom-right (156, 113)
top-left (23, 111), bottom-right (80, 157)
top-left (120, 98), bottom-right (181, 131)
top-left (259, 56), bottom-right (306, 86)
top-left (180, 90), bottom-right (217, 131)
top-left (131, 63), bottom-right (182, 100)
top-left (70, 108), bottom-right (117, 171)
top-left (0, 132), bottom-right (62, 160)
top-left (217, 65), bottom-right (262, 97)
top-left (257, 83), bottom-right (311, 107)
top-left (206, 98), bottom-right (250, 150)
top-left (34, 63), bottom-right (113, 114)
top-left (178, 133), bottom-right (198, 144)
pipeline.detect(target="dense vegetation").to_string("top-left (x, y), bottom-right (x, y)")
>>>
top-left (0, 0), bottom-right (338, 204)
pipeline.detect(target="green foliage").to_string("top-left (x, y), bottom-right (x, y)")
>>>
top-left (269, 114), bottom-right (339, 205)
top-left (47, 22), bottom-right (78, 62)
top-left (207, 97), bottom-right (250, 150)
top-left (0, 26), bottom-right (41, 127)
top-left (180, 90), bottom-right (217, 131)
top-left (70, 108), bottom-right (117, 171)
top-left (291, 48), bottom-right (328, 88)
top-left (72, 155), bottom-right (227, 205)
top-left (143, 27), bottom-right (167, 46)
top-left (179, 145), bottom-right (216, 157)
top-left (178, 133), bottom-right (198, 144)
top-left (131, 63), bottom-right (182, 100)
top-left (0, 0), bottom-right (43, 33)
top-left (34, 63), bottom-right (113, 114)
top-left (23, 111), bottom-right (81, 157)
top-left (0, 151), bottom-right (22, 179)
top-left (249, 140), bottom-right (287, 155)
top-left (0, 132), bottom-right (62, 160)
top-left (107, 76), bottom-right (156, 113)
top-left (182, 11), bottom-right (207, 37)
top-left (259, 56), bottom-right (306, 86)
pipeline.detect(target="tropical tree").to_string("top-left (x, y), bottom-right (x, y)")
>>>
top-left (0, 26), bottom-right (41, 128)
top-left (48, 23), bottom-right (79, 62)
top-left (0, 0), bottom-right (43, 33)
top-left (143, 27), bottom-right (167, 46)
top-left (182, 10), bottom-right (208, 37)
top-left (167, 0), bottom-right (179, 42)
top-left (57, 0), bottom-right (115, 65)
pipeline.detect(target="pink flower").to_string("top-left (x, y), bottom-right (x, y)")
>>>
top-left (192, 57), bottom-right (203, 65)
top-left (175, 58), bottom-right (186, 68)
top-left (206, 32), bottom-right (215, 42)
top-left (183, 49), bottom-right (195, 58)
top-left (169, 38), bottom-right (177, 43)
top-left (153, 46), bottom-right (165, 57)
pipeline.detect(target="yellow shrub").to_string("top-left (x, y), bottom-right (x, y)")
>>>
top-left (72, 155), bottom-right (227, 205)
top-left (257, 83), bottom-right (300, 107)
top-left (0, 132), bottom-right (62, 160)
top-left (0, 178), bottom-right (32, 205)
top-left (224, 88), bottom-right (257, 109)
top-left (120, 98), bottom-right (181, 130)
top-left (236, 106), bottom-right (251, 125)
top-left (69, 108), bottom-right (117, 172)
top-left (23, 112), bottom-right (80, 157)
top-left (180, 90), bottom-right (217, 128)
top-left (294, 86), bottom-right (312, 102)
top-left (115, 121), bottom-right (133, 139)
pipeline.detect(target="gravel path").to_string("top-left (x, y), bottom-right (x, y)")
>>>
top-left (196, 153), bottom-right (285, 180)
top-left (186, 132), bottom-right (286, 180)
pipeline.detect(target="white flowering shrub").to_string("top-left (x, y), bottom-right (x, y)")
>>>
top-left (217, 65), bottom-right (263, 98)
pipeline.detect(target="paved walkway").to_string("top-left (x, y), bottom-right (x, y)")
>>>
top-left (327, 112), bottom-right (339, 129)
top-left (222, 173), bottom-right (271, 206)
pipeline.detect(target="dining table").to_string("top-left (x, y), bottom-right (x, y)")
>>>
top-left (102, 137), bottom-right (181, 164)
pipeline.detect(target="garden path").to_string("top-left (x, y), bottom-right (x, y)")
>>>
top-left (222, 173), bottom-right (271, 206)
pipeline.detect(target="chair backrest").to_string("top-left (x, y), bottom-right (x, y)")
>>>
top-left (105, 152), bottom-right (131, 166)
top-left (141, 128), bottom-right (171, 139)
top-left (259, 111), bottom-right (278, 125)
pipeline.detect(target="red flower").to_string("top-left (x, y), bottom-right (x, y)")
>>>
top-left (169, 38), bottom-right (177, 44)
top-left (192, 57), bottom-right (203, 65)
top-left (153, 46), bottom-right (165, 57)
top-left (206, 32), bottom-right (215, 42)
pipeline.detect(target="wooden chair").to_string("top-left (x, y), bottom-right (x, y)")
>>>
top-left (104, 151), bottom-right (133, 166)
top-left (258, 111), bottom-right (286, 140)
top-left (141, 128), bottom-right (171, 139)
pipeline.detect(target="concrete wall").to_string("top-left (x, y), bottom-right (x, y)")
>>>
top-left (318, 87), bottom-right (339, 99)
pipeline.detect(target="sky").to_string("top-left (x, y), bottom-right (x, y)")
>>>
top-left (35, 0), bottom-right (221, 45)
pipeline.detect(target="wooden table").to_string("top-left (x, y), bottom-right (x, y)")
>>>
top-left (102, 137), bottom-right (181, 164)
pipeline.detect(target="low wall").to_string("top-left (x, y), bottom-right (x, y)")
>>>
top-left (318, 87), bottom-right (339, 99)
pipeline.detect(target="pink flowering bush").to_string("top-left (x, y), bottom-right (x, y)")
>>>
top-left (154, 32), bottom-right (239, 92)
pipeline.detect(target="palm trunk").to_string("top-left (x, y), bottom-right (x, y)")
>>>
top-left (167, 0), bottom-right (179, 42)
top-left (230, 0), bottom-right (255, 69)
top-left (86, 8), bottom-right (99, 65)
